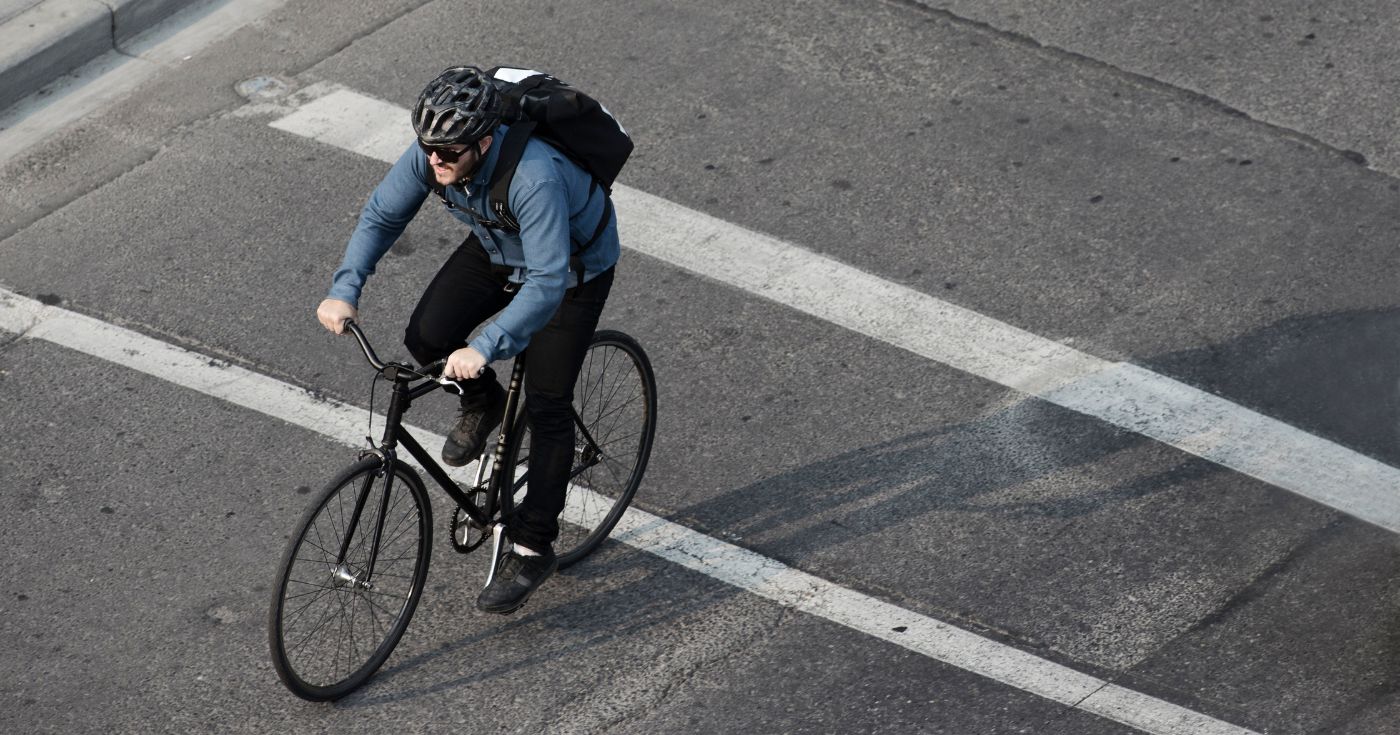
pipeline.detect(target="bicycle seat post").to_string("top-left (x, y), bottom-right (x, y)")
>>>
top-left (482, 352), bottom-right (528, 580)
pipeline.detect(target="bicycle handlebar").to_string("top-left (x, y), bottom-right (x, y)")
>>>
top-left (343, 319), bottom-right (388, 371)
top-left (342, 319), bottom-right (460, 391)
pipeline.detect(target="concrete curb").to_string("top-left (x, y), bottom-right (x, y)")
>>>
top-left (0, 0), bottom-right (197, 113)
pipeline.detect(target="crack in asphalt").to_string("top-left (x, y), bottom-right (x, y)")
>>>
top-left (1, 0), bottom-right (434, 248)
top-left (1047, 514), bottom-right (1352, 731)
top-left (887, 0), bottom-right (1381, 174)
top-left (0, 144), bottom-right (160, 247)
top-left (574, 604), bottom-right (795, 735)
top-left (298, 1), bottom-right (428, 76)
top-left (1176, 514), bottom-right (1346, 638)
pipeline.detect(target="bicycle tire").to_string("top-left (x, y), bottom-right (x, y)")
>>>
top-left (268, 457), bottom-right (432, 701)
top-left (502, 329), bottom-right (657, 568)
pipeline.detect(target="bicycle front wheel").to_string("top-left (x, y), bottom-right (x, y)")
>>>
top-left (504, 330), bottom-right (658, 568)
top-left (268, 457), bottom-right (432, 701)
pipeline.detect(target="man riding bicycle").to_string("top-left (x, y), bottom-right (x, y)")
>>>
top-left (315, 66), bottom-right (619, 614)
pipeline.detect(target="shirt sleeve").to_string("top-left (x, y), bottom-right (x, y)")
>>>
top-left (327, 144), bottom-right (431, 306)
top-left (468, 175), bottom-right (572, 362)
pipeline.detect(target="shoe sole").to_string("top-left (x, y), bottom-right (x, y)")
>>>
top-left (476, 562), bottom-right (557, 615)
top-left (477, 598), bottom-right (527, 615)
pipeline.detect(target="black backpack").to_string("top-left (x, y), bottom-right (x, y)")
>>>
top-left (432, 67), bottom-right (632, 256)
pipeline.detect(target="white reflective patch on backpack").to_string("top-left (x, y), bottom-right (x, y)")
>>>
top-left (492, 66), bottom-right (628, 136)
top-left (492, 67), bottom-right (545, 84)
top-left (598, 103), bottom-right (627, 136)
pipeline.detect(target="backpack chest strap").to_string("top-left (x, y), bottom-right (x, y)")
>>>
top-left (429, 185), bottom-right (513, 229)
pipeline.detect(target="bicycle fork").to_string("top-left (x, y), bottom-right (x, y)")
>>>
top-left (334, 372), bottom-right (418, 590)
top-left (332, 461), bottom-right (398, 591)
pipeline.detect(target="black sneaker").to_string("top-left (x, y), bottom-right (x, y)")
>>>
top-left (476, 547), bottom-right (558, 614)
top-left (442, 380), bottom-right (506, 467)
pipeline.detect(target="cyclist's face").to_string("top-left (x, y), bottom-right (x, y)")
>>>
top-left (425, 137), bottom-right (489, 185)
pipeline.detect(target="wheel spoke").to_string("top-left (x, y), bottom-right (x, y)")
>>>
top-left (589, 359), bottom-right (629, 430)
top-left (282, 586), bottom-right (338, 602)
top-left (594, 429), bottom-right (644, 453)
top-left (585, 386), bottom-right (643, 431)
top-left (286, 590), bottom-right (348, 653)
top-left (539, 337), bottom-right (653, 563)
top-left (271, 463), bottom-right (429, 696)
top-left (282, 585), bottom-right (339, 628)
top-left (362, 592), bottom-right (406, 616)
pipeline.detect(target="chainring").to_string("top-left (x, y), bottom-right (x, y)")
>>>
top-left (449, 488), bottom-right (490, 553)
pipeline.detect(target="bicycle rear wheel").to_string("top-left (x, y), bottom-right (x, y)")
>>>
top-left (504, 329), bottom-right (657, 568)
top-left (268, 457), bottom-right (432, 701)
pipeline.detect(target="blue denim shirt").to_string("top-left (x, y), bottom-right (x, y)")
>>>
top-left (328, 124), bottom-right (620, 363)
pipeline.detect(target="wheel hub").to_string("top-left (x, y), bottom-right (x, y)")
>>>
top-left (331, 563), bottom-right (373, 590)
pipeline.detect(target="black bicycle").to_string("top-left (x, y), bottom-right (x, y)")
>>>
top-left (267, 320), bottom-right (657, 701)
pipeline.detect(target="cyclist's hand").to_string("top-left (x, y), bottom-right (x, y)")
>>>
top-left (316, 298), bottom-right (357, 334)
top-left (443, 346), bottom-right (488, 380)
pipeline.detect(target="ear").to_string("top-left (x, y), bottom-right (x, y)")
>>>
top-left (477, 135), bottom-right (493, 153)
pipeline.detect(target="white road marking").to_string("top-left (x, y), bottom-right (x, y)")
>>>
top-left (0, 0), bottom-right (288, 165)
top-left (268, 85), bottom-right (1400, 536)
top-left (0, 288), bottom-right (1257, 735)
top-left (270, 88), bottom-right (414, 163)
top-left (615, 509), bottom-right (1254, 734)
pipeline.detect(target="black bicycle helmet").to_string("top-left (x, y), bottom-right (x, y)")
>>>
top-left (412, 66), bottom-right (504, 146)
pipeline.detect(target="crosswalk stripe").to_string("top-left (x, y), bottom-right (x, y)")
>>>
top-left (271, 83), bottom-right (1400, 539)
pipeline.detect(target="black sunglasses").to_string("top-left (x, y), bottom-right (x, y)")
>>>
top-left (418, 140), bottom-right (476, 163)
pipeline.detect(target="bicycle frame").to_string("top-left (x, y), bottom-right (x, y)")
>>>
top-left (332, 322), bottom-right (534, 582)
top-left (333, 320), bottom-right (604, 587)
top-left (271, 321), bottom-right (652, 701)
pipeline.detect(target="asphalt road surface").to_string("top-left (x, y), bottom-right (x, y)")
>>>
top-left (2, 1), bottom-right (1399, 733)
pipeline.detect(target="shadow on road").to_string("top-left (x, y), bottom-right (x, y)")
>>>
top-left (325, 306), bottom-right (1400, 727)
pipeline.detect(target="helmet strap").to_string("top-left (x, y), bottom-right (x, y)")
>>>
top-left (453, 138), bottom-right (491, 187)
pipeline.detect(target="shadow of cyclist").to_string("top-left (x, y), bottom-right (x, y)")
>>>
top-left (336, 306), bottom-right (1400, 717)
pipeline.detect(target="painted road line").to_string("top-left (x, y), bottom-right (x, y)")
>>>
top-left (269, 87), bottom-right (414, 163)
top-left (0, 288), bottom-right (481, 483)
top-left (0, 288), bottom-right (1257, 735)
top-left (613, 509), bottom-right (1254, 735)
top-left (0, 0), bottom-right (289, 166)
top-left (266, 85), bottom-right (1400, 535)
top-left (617, 185), bottom-right (1400, 528)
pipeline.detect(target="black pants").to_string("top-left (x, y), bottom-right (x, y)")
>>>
top-left (403, 235), bottom-right (614, 553)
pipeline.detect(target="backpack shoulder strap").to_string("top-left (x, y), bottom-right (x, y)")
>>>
top-left (486, 120), bottom-right (537, 231)
top-left (578, 186), bottom-right (612, 251)
top-left (485, 119), bottom-right (613, 288)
